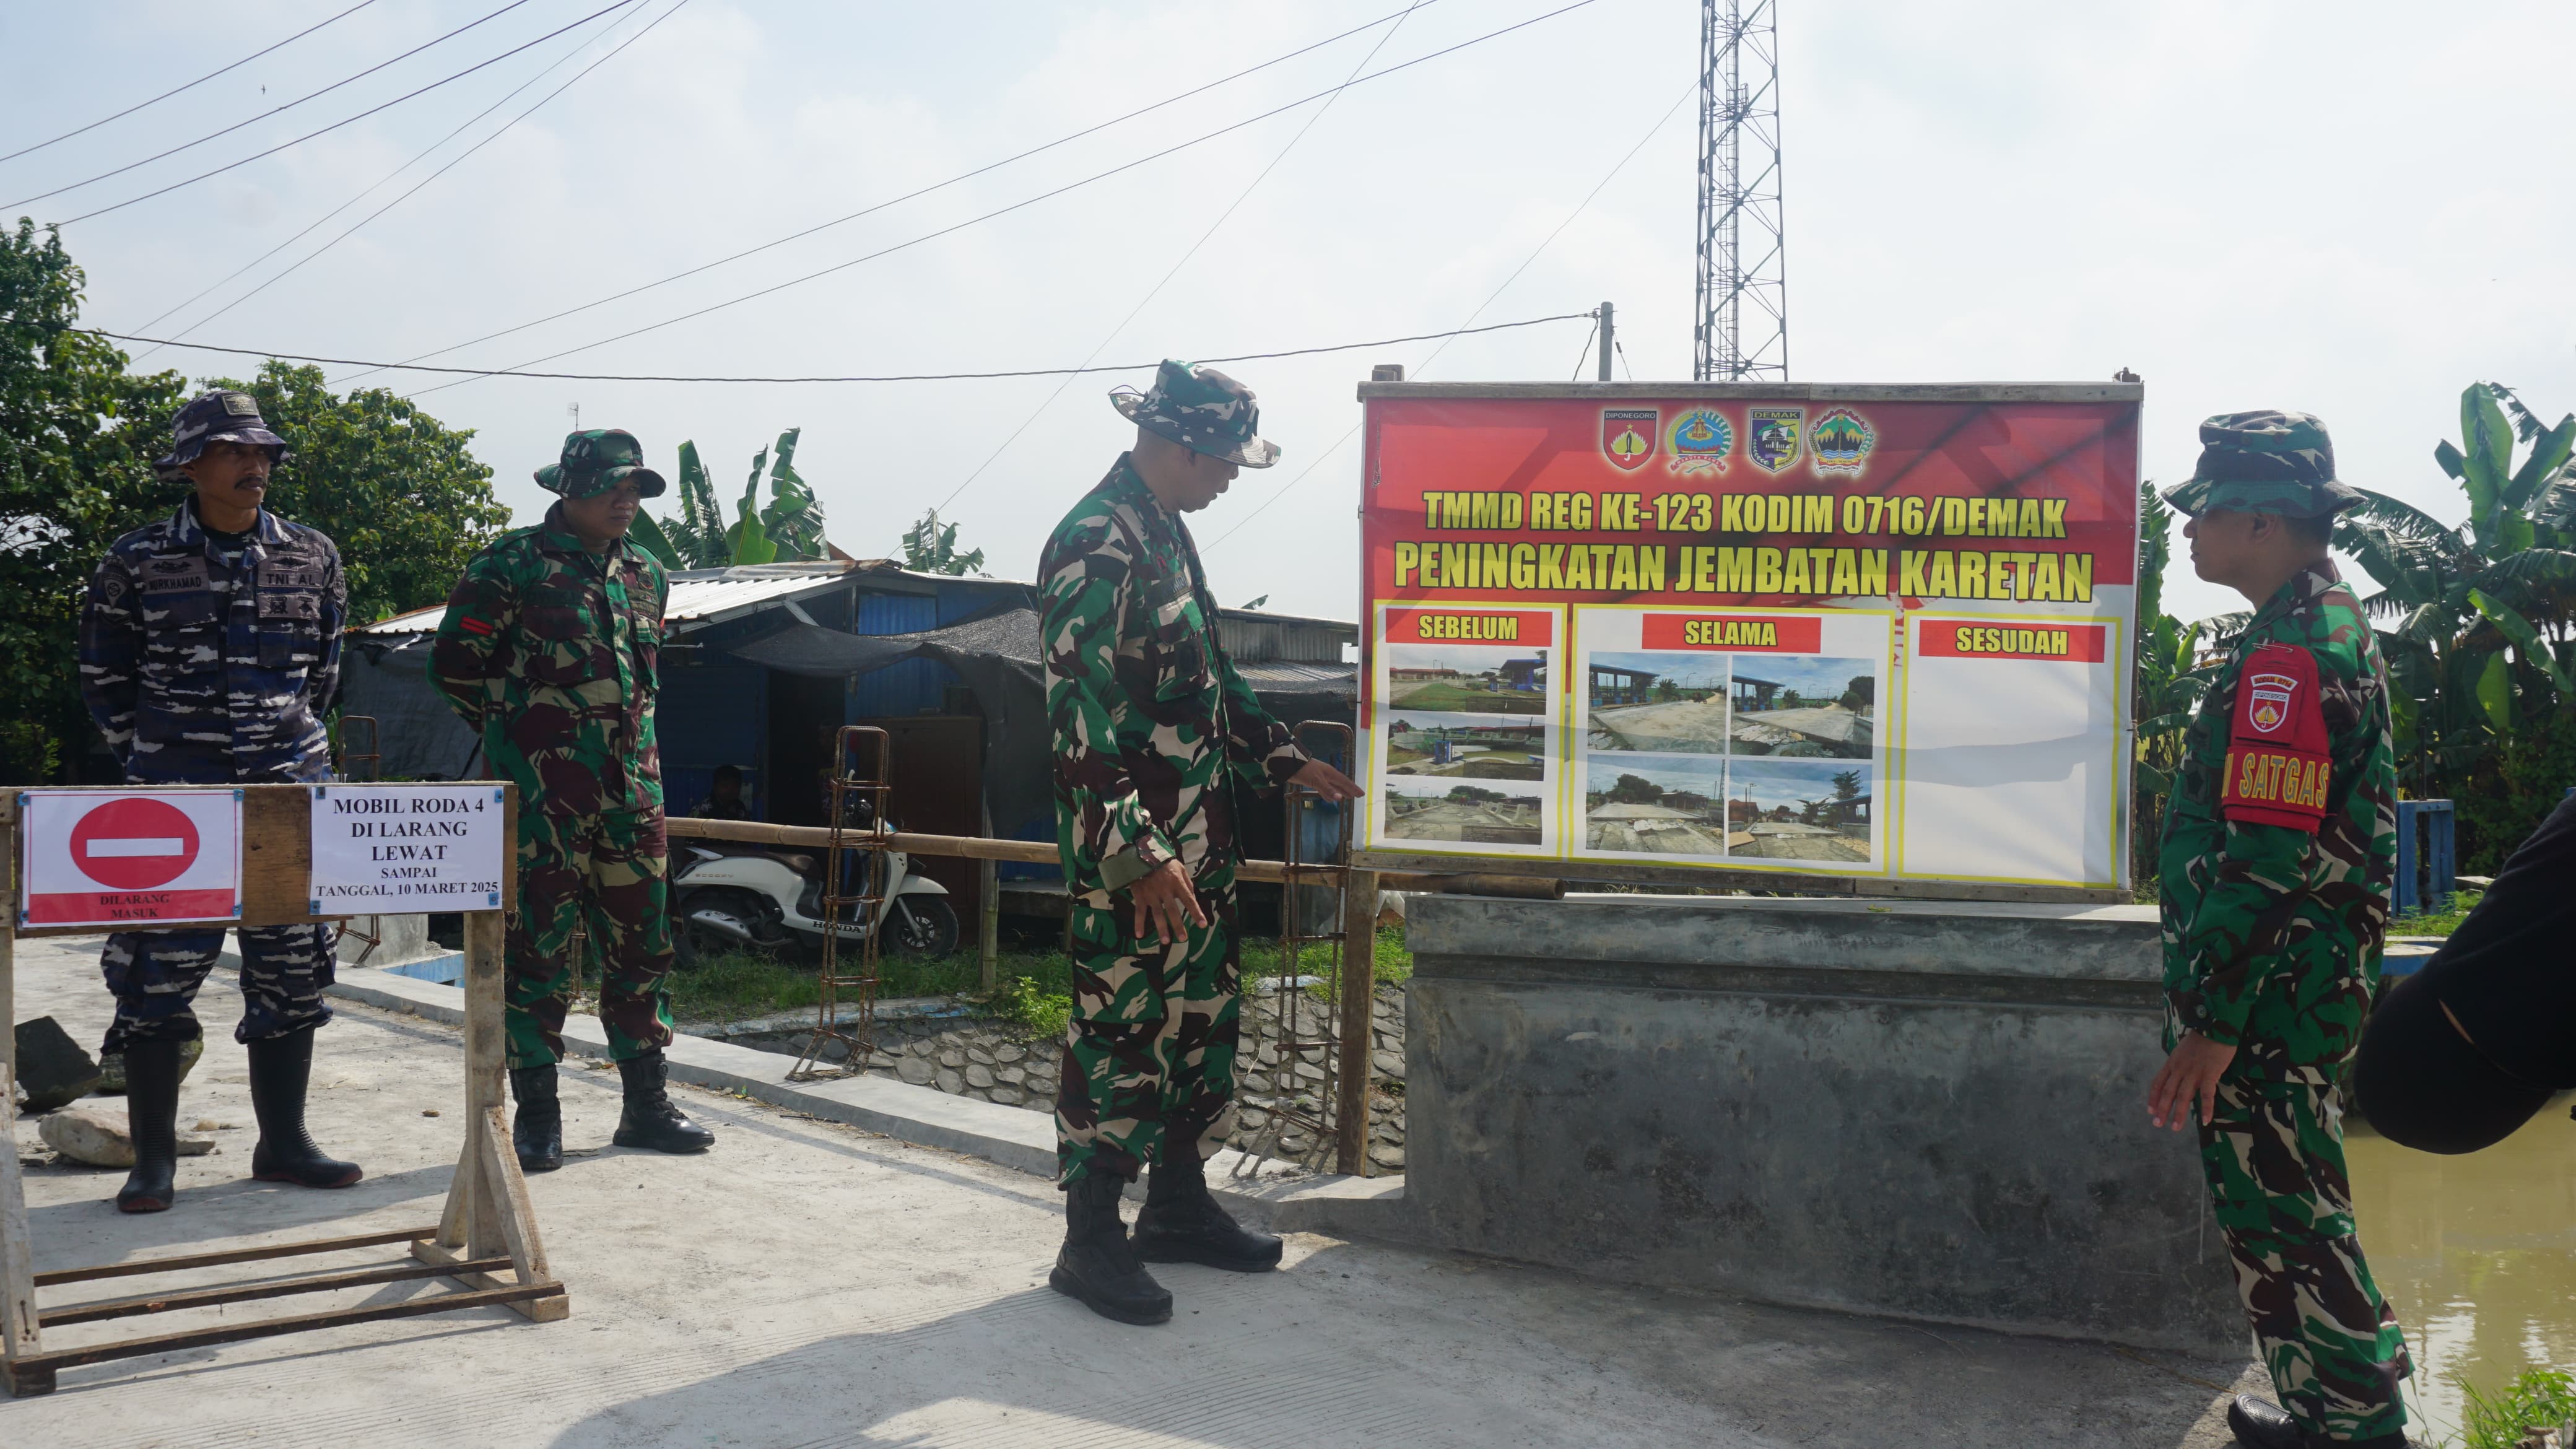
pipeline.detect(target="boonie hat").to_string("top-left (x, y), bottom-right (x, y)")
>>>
top-left (1110, 359), bottom-right (1279, 468)
top-left (2160, 410), bottom-right (2365, 519)
top-left (155, 389), bottom-right (289, 480)
top-left (536, 428), bottom-right (668, 498)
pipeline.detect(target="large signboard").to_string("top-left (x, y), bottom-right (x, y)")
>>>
top-left (1355, 383), bottom-right (2142, 892)
top-left (308, 784), bottom-right (508, 914)
top-left (19, 788), bottom-right (245, 928)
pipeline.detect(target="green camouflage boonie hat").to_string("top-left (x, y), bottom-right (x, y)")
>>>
top-left (534, 428), bottom-right (668, 499)
top-left (2160, 410), bottom-right (2364, 519)
top-left (1110, 359), bottom-right (1279, 468)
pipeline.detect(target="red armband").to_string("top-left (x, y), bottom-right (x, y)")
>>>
top-left (2221, 642), bottom-right (2331, 832)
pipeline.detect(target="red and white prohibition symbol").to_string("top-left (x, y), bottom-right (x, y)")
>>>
top-left (19, 789), bottom-right (242, 928)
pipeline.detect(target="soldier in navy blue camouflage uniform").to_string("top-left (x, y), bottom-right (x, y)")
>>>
top-left (77, 388), bottom-right (363, 1212)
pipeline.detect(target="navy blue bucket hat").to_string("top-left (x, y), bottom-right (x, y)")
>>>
top-left (155, 389), bottom-right (289, 481)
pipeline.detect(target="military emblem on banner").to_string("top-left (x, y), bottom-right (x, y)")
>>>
top-left (1664, 408), bottom-right (1733, 476)
top-left (1747, 406), bottom-right (1804, 474)
top-left (1601, 408), bottom-right (1660, 472)
top-left (2248, 671), bottom-right (2298, 733)
top-left (1810, 407), bottom-right (1877, 476)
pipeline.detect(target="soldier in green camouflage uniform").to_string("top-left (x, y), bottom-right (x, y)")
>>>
top-left (1040, 360), bottom-right (1359, 1325)
top-left (430, 430), bottom-right (714, 1172)
top-left (2148, 412), bottom-right (2413, 1449)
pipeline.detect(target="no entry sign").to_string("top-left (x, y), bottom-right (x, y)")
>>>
top-left (19, 788), bottom-right (243, 928)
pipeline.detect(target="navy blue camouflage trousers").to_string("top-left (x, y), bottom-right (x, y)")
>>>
top-left (99, 925), bottom-right (337, 1053)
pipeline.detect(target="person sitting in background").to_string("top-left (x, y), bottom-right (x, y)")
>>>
top-left (2354, 790), bottom-right (2575, 1154)
top-left (692, 764), bottom-right (754, 822)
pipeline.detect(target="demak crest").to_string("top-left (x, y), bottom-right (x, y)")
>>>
top-left (1601, 408), bottom-right (1659, 473)
top-left (2247, 671), bottom-right (2299, 733)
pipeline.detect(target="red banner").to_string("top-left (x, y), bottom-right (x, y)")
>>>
top-left (1384, 606), bottom-right (1554, 646)
top-left (1913, 620), bottom-right (2109, 663)
top-left (1640, 612), bottom-right (1824, 653)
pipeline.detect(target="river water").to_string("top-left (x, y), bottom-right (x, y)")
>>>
top-left (2349, 1099), bottom-right (2576, 1440)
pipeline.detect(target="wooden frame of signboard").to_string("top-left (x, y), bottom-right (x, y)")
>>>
top-left (0, 783), bottom-right (560, 1399)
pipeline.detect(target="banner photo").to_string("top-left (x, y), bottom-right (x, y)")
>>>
top-left (308, 784), bottom-right (508, 913)
top-left (1356, 384), bottom-right (2141, 891)
top-left (19, 788), bottom-right (244, 928)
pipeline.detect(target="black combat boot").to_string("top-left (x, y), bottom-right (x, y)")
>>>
top-left (510, 1064), bottom-right (564, 1172)
top-left (1133, 1146), bottom-right (1282, 1271)
top-left (113, 1039), bottom-right (185, 1214)
top-left (2224, 1395), bottom-right (2306, 1449)
top-left (247, 1026), bottom-right (363, 1188)
top-left (611, 1051), bottom-right (715, 1153)
top-left (1050, 1171), bottom-right (1172, 1325)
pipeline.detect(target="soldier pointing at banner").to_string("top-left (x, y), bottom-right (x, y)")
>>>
top-left (429, 430), bottom-right (713, 1173)
top-left (1038, 361), bottom-right (1360, 1325)
top-left (2144, 412), bottom-right (2417, 1449)
top-left (77, 389), bottom-right (360, 1214)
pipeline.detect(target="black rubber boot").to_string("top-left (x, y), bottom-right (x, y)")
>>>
top-left (1133, 1147), bottom-right (1283, 1271)
top-left (2224, 1395), bottom-right (2306, 1449)
top-left (511, 1064), bottom-right (564, 1173)
top-left (1050, 1172), bottom-right (1172, 1325)
top-left (113, 1039), bottom-right (184, 1214)
top-left (611, 1051), bottom-right (715, 1153)
top-left (247, 1026), bottom-right (363, 1188)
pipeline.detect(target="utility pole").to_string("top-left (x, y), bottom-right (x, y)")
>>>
top-left (1596, 301), bottom-right (1615, 381)
top-left (1695, 0), bottom-right (1786, 381)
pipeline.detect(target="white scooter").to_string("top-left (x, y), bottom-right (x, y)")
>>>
top-left (670, 822), bottom-right (959, 964)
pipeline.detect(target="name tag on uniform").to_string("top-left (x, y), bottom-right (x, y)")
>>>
top-left (258, 557), bottom-right (326, 591)
top-left (141, 556), bottom-right (210, 594)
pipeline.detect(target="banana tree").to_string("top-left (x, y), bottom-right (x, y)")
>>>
top-left (629, 430), bottom-right (829, 568)
top-left (2131, 480), bottom-right (2220, 877)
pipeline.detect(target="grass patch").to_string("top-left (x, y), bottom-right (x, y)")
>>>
top-left (662, 925), bottom-right (1413, 1025)
top-left (2455, 1367), bottom-right (2575, 1449)
top-left (2391, 887), bottom-right (2482, 939)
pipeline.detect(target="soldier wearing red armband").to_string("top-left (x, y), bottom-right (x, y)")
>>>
top-left (2146, 412), bottom-right (2417, 1449)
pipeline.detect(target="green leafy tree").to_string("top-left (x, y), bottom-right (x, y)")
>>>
top-left (208, 362), bottom-right (507, 625)
top-left (901, 507), bottom-right (986, 575)
top-left (1604, 772), bottom-right (1664, 805)
top-left (1839, 675), bottom-right (1874, 711)
top-left (2131, 479), bottom-right (2217, 882)
top-left (633, 429), bottom-right (828, 568)
top-left (0, 221), bottom-right (186, 781)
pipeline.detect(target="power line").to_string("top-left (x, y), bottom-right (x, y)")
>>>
top-left (929, 0), bottom-right (1432, 516)
top-left (397, 0), bottom-right (1602, 400)
top-left (0, 0), bottom-right (386, 168)
top-left (41, 1), bottom-right (637, 227)
top-left (82, 313), bottom-right (1590, 383)
top-left (1203, 77), bottom-right (1695, 554)
top-left (6, 0), bottom-right (535, 209)
top-left (134, 0), bottom-right (674, 357)
top-left (327, 0), bottom-right (1450, 388)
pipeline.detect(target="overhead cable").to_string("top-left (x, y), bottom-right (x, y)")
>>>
top-left (1203, 77), bottom-right (1696, 554)
top-left (398, 0), bottom-right (1601, 399)
top-left (0, 0), bottom-right (385, 168)
top-left (7, 0), bottom-right (535, 208)
top-left (329, 0), bottom-right (1452, 388)
top-left (39, 0), bottom-right (637, 226)
top-left (135, 0), bottom-right (676, 356)
top-left (81, 313), bottom-right (1589, 383)
top-left (929, 0), bottom-right (1433, 515)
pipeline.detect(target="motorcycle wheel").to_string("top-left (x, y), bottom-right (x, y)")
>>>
top-left (884, 895), bottom-right (961, 958)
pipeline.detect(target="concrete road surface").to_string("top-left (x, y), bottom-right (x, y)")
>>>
top-left (6, 935), bottom-right (2259, 1447)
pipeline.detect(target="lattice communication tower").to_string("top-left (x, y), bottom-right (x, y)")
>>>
top-left (1694, 0), bottom-right (1786, 381)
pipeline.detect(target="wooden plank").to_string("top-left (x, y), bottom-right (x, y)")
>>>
top-left (1347, 849), bottom-right (2133, 906)
top-left (978, 858), bottom-right (999, 994)
top-left (31, 1225), bottom-right (443, 1288)
top-left (0, 792), bottom-right (36, 1364)
top-left (411, 1238), bottom-right (572, 1323)
top-left (459, 910), bottom-right (508, 1260)
top-left (1335, 871), bottom-right (1380, 1177)
top-left (238, 783), bottom-right (313, 926)
top-left (472, 1103), bottom-right (552, 1286)
top-left (40, 1256), bottom-right (512, 1327)
top-left (10, 1282), bottom-right (561, 1377)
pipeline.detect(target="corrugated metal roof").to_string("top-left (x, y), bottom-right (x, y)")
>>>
top-left (355, 561), bottom-right (857, 635)
top-left (1234, 661), bottom-right (1355, 695)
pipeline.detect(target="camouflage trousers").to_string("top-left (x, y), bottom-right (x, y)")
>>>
top-left (1054, 869), bottom-right (1241, 1186)
top-left (2199, 1077), bottom-right (2412, 1443)
top-left (506, 806), bottom-right (676, 1069)
top-left (98, 925), bottom-right (336, 1053)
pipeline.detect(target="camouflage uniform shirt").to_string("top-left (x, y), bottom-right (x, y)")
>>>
top-left (79, 498), bottom-right (344, 783)
top-left (2159, 562), bottom-right (2398, 1082)
top-left (1040, 456), bottom-right (1307, 904)
top-left (427, 503), bottom-right (666, 816)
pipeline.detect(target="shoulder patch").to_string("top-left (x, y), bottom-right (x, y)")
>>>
top-left (2222, 640), bottom-right (2330, 830)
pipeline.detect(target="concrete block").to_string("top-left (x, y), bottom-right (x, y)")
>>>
top-left (1403, 893), bottom-right (2241, 1355)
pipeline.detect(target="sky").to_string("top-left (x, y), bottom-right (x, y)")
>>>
top-left (7, 1), bottom-right (2574, 627)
